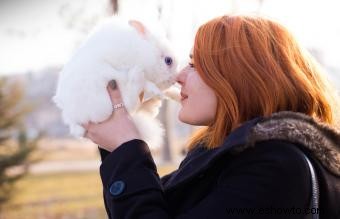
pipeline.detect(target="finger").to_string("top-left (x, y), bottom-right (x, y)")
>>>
top-left (82, 122), bottom-right (97, 139)
top-left (107, 80), bottom-right (127, 114)
top-left (81, 121), bottom-right (96, 130)
top-left (83, 121), bottom-right (98, 139)
top-left (107, 80), bottom-right (122, 103)
top-left (84, 130), bottom-right (93, 141)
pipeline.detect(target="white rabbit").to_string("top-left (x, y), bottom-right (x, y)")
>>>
top-left (53, 17), bottom-right (180, 148)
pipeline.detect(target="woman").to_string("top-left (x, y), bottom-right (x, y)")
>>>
top-left (83, 15), bottom-right (340, 218)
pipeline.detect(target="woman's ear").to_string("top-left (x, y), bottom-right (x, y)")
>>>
top-left (128, 20), bottom-right (146, 36)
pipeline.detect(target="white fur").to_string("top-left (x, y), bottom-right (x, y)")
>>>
top-left (53, 17), bottom-right (180, 148)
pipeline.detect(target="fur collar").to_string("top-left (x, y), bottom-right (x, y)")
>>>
top-left (241, 111), bottom-right (340, 176)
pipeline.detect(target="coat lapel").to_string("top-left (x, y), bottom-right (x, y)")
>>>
top-left (163, 117), bottom-right (263, 191)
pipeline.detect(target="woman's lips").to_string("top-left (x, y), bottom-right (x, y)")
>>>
top-left (180, 92), bottom-right (188, 101)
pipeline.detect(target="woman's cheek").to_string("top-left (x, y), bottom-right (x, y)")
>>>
top-left (178, 98), bottom-right (193, 123)
top-left (181, 98), bottom-right (199, 124)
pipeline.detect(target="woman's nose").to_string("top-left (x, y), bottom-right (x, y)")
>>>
top-left (175, 68), bottom-right (186, 85)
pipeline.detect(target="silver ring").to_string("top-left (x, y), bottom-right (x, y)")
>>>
top-left (112, 103), bottom-right (124, 111)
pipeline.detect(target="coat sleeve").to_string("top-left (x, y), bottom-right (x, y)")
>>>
top-left (99, 139), bottom-right (172, 219)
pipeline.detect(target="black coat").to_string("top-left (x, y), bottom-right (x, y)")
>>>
top-left (99, 111), bottom-right (340, 219)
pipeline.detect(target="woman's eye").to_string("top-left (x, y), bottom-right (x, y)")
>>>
top-left (189, 63), bottom-right (194, 68)
top-left (164, 57), bottom-right (172, 65)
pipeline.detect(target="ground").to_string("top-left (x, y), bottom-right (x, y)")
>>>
top-left (0, 138), bottom-right (177, 219)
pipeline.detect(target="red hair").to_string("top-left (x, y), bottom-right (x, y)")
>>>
top-left (188, 15), bottom-right (339, 150)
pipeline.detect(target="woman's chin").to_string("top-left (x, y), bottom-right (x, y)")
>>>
top-left (178, 110), bottom-right (184, 122)
top-left (178, 110), bottom-right (211, 126)
top-left (178, 110), bottom-right (190, 124)
top-left (178, 112), bottom-right (197, 125)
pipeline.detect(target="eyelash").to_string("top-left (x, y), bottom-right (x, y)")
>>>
top-left (189, 63), bottom-right (194, 68)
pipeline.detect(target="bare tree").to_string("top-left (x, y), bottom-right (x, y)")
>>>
top-left (110, 0), bottom-right (119, 14)
top-left (256, 0), bottom-right (265, 13)
top-left (0, 78), bottom-right (41, 211)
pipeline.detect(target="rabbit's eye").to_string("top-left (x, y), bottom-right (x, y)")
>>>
top-left (164, 57), bottom-right (172, 66)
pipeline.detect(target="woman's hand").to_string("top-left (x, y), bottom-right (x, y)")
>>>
top-left (82, 80), bottom-right (142, 152)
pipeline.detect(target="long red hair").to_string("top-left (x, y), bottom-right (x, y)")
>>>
top-left (188, 15), bottom-right (339, 150)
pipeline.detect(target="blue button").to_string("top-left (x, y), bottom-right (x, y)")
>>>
top-left (109, 180), bottom-right (125, 196)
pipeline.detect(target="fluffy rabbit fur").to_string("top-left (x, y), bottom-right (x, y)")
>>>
top-left (53, 17), bottom-right (180, 148)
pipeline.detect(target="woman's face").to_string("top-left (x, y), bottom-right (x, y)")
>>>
top-left (176, 51), bottom-right (218, 126)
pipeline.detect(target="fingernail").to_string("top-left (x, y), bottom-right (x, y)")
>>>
top-left (109, 80), bottom-right (117, 90)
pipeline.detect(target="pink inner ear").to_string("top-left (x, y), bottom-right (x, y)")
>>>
top-left (128, 20), bottom-right (146, 36)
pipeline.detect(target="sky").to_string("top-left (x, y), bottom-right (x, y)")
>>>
top-left (0, 0), bottom-right (110, 73)
top-left (0, 0), bottom-right (339, 79)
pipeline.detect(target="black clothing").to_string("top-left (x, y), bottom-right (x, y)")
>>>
top-left (99, 111), bottom-right (340, 218)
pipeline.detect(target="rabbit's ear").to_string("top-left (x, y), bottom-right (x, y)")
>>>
top-left (129, 20), bottom-right (146, 36)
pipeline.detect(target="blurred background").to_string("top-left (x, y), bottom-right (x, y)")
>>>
top-left (0, 0), bottom-right (339, 218)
